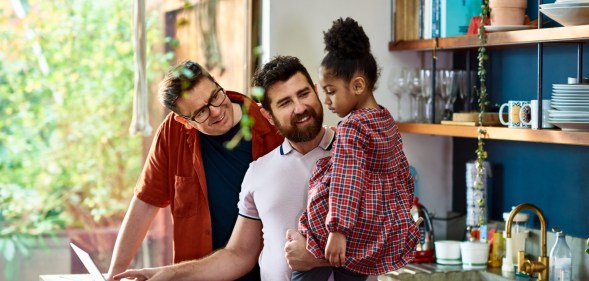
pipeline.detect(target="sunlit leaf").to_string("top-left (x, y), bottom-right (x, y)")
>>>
top-left (253, 45), bottom-right (263, 57)
top-left (2, 238), bottom-right (15, 261)
top-left (251, 86), bottom-right (264, 101)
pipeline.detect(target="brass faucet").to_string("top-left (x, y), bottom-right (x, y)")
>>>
top-left (505, 203), bottom-right (548, 280)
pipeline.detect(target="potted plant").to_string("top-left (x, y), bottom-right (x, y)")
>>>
top-left (489, 0), bottom-right (527, 26)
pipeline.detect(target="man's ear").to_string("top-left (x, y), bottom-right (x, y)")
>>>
top-left (260, 108), bottom-right (275, 126)
top-left (351, 76), bottom-right (366, 95)
top-left (173, 115), bottom-right (194, 129)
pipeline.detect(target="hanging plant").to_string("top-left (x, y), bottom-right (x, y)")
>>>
top-left (474, 0), bottom-right (490, 229)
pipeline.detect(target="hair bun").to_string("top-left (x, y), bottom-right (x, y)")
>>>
top-left (323, 17), bottom-right (371, 59)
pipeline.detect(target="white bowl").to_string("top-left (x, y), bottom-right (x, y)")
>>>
top-left (540, 6), bottom-right (589, 26)
top-left (435, 240), bottom-right (462, 265)
top-left (460, 241), bottom-right (490, 269)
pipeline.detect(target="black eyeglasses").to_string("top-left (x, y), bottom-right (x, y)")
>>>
top-left (181, 85), bottom-right (227, 123)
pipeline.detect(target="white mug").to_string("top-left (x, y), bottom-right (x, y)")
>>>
top-left (499, 101), bottom-right (530, 128)
top-left (519, 100), bottom-right (554, 129)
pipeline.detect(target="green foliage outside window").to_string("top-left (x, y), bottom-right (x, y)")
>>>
top-left (0, 1), bottom-right (167, 279)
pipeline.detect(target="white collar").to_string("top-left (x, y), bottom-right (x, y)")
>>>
top-left (280, 126), bottom-right (335, 155)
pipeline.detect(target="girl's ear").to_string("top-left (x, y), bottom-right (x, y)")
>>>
top-left (351, 76), bottom-right (366, 95)
top-left (260, 108), bottom-right (275, 126)
top-left (174, 115), bottom-right (194, 129)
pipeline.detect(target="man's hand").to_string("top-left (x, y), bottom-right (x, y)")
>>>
top-left (284, 229), bottom-right (330, 271)
top-left (113, 267), bottom-right (172, 281)
top-left (325, 231), bottom-right (346, 267)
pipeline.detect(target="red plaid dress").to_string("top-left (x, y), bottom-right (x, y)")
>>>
top-left (298, 106), bottom-right (419, 275)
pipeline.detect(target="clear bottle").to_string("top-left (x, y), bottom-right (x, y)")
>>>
top-left (549, 228), bottom-right (572, 281)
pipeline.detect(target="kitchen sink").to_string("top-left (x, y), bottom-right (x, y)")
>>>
top-left (378, 263), bottom-right (518, 281)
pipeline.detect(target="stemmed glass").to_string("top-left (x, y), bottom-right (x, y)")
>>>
top-left (420, 69), bottom-right (433, 123)
top-left (387, 69), bottom-right (408, 122)
top-left (438, 70), bottom-right (458, 121)
top-left (405, 68), bottom-right (422, 122)
top-left (458, 70), bottom-right (476, 112)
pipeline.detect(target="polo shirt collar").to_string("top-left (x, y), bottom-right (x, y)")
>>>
top-left (280, 126), bottom-right (335, 155)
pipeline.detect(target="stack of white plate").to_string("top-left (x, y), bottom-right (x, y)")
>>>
top-left (540, 0), bottom-right (589, 26)
top-left (549, 84), bottom-right (589, 131)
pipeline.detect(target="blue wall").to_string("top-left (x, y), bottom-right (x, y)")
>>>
top-left (451, 43), bottom-right (589, 238)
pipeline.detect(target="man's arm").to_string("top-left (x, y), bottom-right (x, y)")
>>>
top-left (284, 229), bottom-right (330, 271)
top-left (114, 216), bottom-right (263, 281)
top-left (106, 196), bottom-right (160, 281)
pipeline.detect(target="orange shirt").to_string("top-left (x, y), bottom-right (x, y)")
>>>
top-left (135, 91), bottom-right (283, 263)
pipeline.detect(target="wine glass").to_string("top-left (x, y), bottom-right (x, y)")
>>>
top-left (458, 70), bottom-right (476, 112)
top-left (405, 68), bottom-right (422, 122)
top-left (438, 70), bottom-right (458, 121)
top-left (420, 69), bottom-right (433, 123)
top-left (387, 69), bottom-right (408, 122)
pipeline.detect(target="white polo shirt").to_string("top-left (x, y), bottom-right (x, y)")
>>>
top-left (238, 126), bottom-right (335, 281)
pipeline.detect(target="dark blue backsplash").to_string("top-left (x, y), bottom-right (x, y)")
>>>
top-left (453, 139), bottom-right (589, 238)
top-left (452, 39), bottom-right (589, 238)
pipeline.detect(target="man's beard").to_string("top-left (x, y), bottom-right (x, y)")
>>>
top-left (273, 107), bottom-right (323, 143)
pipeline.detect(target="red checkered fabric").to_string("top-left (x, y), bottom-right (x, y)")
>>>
top-left (298, 107), bottom-right (419, 275)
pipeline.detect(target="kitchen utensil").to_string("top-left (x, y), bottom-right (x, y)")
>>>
top-left (411, 197), bottom-right (435, 263)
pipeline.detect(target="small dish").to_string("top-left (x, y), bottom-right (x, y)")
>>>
top-left (552, 95), bottom-right (589, 100)
top-left (552, 99), bottom-right (589, 107)
top-left (552, 98), bottom-right (589, 102)
top-left (484, 25), bottom-right (535, 32)
top-left (549, 117), bottom-right (589, 122)
top-left (553, 91), bottom-right (589, 94)
top-left (550, 121), bottom-right (589, 131)
top-left (551, 105), bottom-right (589, 111)
top-left (553, 84), bottom-right (589, 90)
top-left (549, 110), bottom-right (589, 116)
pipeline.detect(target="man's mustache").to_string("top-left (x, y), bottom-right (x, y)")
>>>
top-left (292, 110), bottom-right (312, 124)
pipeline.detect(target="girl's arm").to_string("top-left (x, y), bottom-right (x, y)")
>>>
top-left (325, 119), bottom-right (368, 235)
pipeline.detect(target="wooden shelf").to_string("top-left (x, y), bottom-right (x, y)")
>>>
top-left (397, 123), bottom-right (589, 146)
top-left (389, 25), bottom-right (589, 51)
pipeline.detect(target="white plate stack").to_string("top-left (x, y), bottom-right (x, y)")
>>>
top-left (539, 0), bottom-right (589, 26)
top-left (549, 84), bottom-right (589, 131)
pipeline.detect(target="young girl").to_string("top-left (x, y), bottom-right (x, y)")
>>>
top-left (294, 18), bottom-right (419, 280)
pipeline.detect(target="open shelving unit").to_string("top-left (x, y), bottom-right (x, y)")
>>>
top-left (397, 123), bottom-right (589, 146)
top-left (389, 25), bottom-right (589, 51)
top-left (389, 25), bottom-right (589, 146)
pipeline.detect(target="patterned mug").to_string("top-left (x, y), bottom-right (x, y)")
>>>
top-left (519, 100), bottom-right (554, 129)
top-left (499, 101), bottom-right (530, 128)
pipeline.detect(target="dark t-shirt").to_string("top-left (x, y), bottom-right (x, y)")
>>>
top-left (200, 117), bottom-right (259, 280)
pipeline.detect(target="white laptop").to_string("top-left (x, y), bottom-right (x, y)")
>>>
top-left (70, 243), bottom-right (107, 281)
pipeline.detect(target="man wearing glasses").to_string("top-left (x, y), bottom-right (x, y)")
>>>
top-left (106, 60), bottom-right (284, 281)
top-left (113, 56), bottom-right (358, 280)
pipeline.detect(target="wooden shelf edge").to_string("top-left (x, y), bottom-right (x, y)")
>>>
top-left (397, 123), bottom-right (589, 146)
top-left (389, 25), bottom-right (589, 51)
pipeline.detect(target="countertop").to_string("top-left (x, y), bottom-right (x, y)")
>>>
top-left (379, 263), bottom-right (526, 281)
